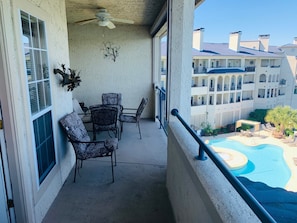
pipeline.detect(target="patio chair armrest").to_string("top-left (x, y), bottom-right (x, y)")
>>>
top-left (122, 108), bottom-right (137, 111)
top-left (84, 110), bottom-right (91, 115)
top-left (76, 112), bottom-right (86, 116)
top-left (120, 112), bottom-right (136, 115)
top-left (104, 139), bottom-right (118, 151)
top-left (68, 138), bottom-right (105, 144)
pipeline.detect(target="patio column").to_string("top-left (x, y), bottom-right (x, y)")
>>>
top-left (166, 0), bottom-right (195, 123)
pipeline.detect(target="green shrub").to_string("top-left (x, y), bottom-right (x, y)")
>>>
top-left (249, 109), bottom-right (269, 123)
top-left (284, 129), bottom-right (294, 136)
top-left (200, 122), bottom-right (214, 136)
top-left (241, 124), bottom-right (253, 130)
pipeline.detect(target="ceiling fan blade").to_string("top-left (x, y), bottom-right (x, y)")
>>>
top-left (110, 18), bottom-right (134, 24)
top-left (75, 18), bottom-right (97, 25)
top-left (106, 21), bottom-right (116, 29)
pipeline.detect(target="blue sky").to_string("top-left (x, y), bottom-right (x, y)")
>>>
top-left (194, 0), bottom-right (297, 46)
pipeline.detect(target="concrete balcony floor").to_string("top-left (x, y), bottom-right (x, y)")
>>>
top-left (42, 119), bottom-right (175, 223)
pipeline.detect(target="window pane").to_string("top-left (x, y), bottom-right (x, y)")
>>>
top-left (38, 112), bottom-right (46, 142)
top-left (29, 83), bottom-right (38, 114)
top-left (25, 49), bottom-right (35, 81)
top-left (33, 119), bottom-right (40, 146)
top-left (47, 139), bottom-right (55, 166)
top-left (41, 143), bottom-right (49, 173)
top-left (41, 51), bottom-right (49, 78)
top-left (44, 80), bottom-right (51, 107)
top-left (34, 50), bottom-right (42, 80)
top-left (36, 148), bottom-right (42, 178)
top-left (30, 15), bottom-right (40, 49)
top-left (44, 112), bottom-right (52, 136)
top-left (34, 112), bottom-right (55, 184)
top-left (37, 82), bottom-right (45, 110)
top-left (38, 20), bottom-right (46, 49)
top-left (21, 12), bottom-right (31, 47)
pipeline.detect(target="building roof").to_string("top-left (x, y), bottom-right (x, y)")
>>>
top-left (161, 42), bottom-right (283, 58)
top-left (192, 43), bottom-right (281, 57)
top-left (280, 43), bottom-right (297, 48)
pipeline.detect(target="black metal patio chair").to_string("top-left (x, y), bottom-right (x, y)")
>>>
top-left (119, 97), bottom-right (148, 139)
top-left (59, 111), bottom-right (118, 183)
top-left (91, 106), bottom-right (119, 140)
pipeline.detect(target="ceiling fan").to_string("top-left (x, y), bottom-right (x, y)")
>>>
top-left (75, 8), bottom-right (134, 29)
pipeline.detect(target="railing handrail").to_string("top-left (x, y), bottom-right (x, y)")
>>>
top-left (171, 108), bottom-right (276, 223)
top-left (156, 85), bottom-right (166, 95)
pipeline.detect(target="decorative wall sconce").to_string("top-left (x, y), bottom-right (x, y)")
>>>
top-left (102, 42), bottom-right (120, 62)
top-left (53, 64), bottom-right (81, 91)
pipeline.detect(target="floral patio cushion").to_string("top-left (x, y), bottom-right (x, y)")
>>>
top-left (102, 93), bottom-right (122, 105)
top-left (60, 112), bottom-right (118, 160)
top-left (59, 112), bottom-right (90, 153)
top-left (119, 114), bottom-right (136, 123)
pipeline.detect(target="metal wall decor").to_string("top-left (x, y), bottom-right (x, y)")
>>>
top-left (102, 42), bottom-right (120, 62)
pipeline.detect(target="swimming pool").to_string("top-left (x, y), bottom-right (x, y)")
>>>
top-left (207, 138), bottom-right (291, 189)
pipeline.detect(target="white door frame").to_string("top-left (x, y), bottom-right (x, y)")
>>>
top-left (0, 8), bottom-right (15, 221)
top-left (0, 2), bottom-right (26, 222)
top-left (0, 123), bottom-right (15, 223)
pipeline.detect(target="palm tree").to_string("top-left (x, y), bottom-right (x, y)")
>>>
top-left (265, 106), bottom-right (297, 137)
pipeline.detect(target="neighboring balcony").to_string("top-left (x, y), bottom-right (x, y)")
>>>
top-left (193, 67), bottom-right (207, 74)
top-left (258, 66), bottom-right (281, 74)
top-left (242, 82), bottom-right (255, 91)
top-left (191, 104), bottom-right (207, 114)
top-left (245, 66), bottom-right (256, 72)
top-left (191, 86), bottom-right (207, 95)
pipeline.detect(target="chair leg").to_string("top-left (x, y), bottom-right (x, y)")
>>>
top-left (93, 130), bottom-right (96, 140)
top-left (137, 122), bottom-right (142, 139)
top-left (74, 159), bottom-right (78, 183)
top-left (114, 146), bottom-right (117, 166)
top-left (116, 127), bottom-right (119, 139)
top-left (119, 122), bottom-right (123, 139)
top-left (111, 153), bottom-right (114, 183)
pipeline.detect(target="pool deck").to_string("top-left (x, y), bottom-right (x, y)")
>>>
top-left (202, 130), bottom-right (297, 192)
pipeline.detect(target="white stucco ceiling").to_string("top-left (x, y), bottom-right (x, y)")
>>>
top-left (65, 0), bottom-right (167, 26)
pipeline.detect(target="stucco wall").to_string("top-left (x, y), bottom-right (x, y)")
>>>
top-left (68, 24), bottom-right (154, 118)
top-left (167, 122), bottom-right (260, 223)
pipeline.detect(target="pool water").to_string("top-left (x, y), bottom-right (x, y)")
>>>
top-left (208, 138), bottom-right (291, 188)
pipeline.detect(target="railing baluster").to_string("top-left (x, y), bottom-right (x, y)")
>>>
top-left (156, 86), bottom-right (167, 135)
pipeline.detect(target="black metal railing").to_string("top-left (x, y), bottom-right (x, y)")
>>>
top-left (156, 86), bottom-right (167, 135)
top-left (171, 108), bottom-right (276, 223)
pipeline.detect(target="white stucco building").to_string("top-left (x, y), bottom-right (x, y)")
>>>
top-left (162, 29), bottom-right (297, 130)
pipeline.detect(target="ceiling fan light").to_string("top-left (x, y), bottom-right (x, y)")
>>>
top-left (98, 20), bottom-right (109, 26)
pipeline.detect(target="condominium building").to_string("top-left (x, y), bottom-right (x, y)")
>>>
top-left (161, 29), bottom-right (297, 130)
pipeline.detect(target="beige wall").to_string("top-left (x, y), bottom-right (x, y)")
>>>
top-left (68, 24), bottom-right (154, 118)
